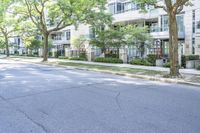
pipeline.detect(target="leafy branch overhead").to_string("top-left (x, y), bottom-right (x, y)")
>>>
top-left (133, 0), bottom-right (191, 13)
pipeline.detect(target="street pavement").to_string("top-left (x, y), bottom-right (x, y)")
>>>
top-left (0, 58), bottom-right (200, 133)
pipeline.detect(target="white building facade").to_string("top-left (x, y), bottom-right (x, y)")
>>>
top-left (48, 0), bottom-right (200, 60)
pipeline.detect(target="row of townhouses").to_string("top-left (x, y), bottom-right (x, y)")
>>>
top-left (1, 0), bottom-right (200, 62)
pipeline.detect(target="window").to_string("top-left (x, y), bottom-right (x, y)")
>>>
top-left (108, 3), bottom-right (115, 14)
top-left (66, 30), bottom-right (71, 40)
top-left (89, 27), bottom-right (96, 39)
top-left (51, 33), bottom-right (62, 40)
top-left (108, 2), bottom-right (140, 14)
top-left (192, 10), bottom-right (195, 21)
top-left (192, 38), bottom-right (195, 54)
top-left (161, 15), bottom-right (169, 31)
top-left (197, 21), bottom-right (200, 29)
top-left (192, 10), bottom-right (196, 33)
top-left (177, 15), bottom-right (184, 32)
top-left (161, 15), bottom-right (184, 32)
top-left (193, 21), bottom-right (196, 33)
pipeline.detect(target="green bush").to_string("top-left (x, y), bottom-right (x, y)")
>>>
top-left (163, 62), bottom-right (170, 68)
top-left (105, 54), bottom-right (119, 58)
top-left (147, 54), bottom-right (157, 66)
top-left (181, 55), bottom-right (199, 68)
top-left (185, 55), bottom-right (199, 61)
top-left (130, 59), bottom-right (152, 66)
top-left (49, 52), bottom-right (52, 57)
top-left (69, 57), bottom-right (87, 61)
top-left (197, 65), bottom-right (200, 70)
top-left (58, 56), bottom-right (69, 59)
top-left (79, 52), bottom-right (87, 59)
top-left (181, 55), bottom-right (186, 68)
top-left (94, 57), bottom-right (123, 64)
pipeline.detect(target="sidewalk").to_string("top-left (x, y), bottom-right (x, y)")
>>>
top-left (5, 55), bottom-right (200, 75)
top-left (50, 58), bottom-right (200, 75)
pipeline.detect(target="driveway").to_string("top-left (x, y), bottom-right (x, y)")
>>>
top-left (0, 59), bottom-right (200, 133)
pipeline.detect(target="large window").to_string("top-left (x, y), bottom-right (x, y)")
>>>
top-left (108, 3), bottom-right (115, 14)
top-left (177, 15), bottom-right (184, 32)
top-left (66, 30), bottom-right (71, 40)
top-left (192, 10), bottom-right (196, 33)
top-left (161, 15), bottom-right (169, 32)
top-left (51, 33), bottom-right (62, 40)
top-left (192, 38), bottom-right (195, 54)
top-left (161, 15), bottom-right (184, 32)
top-left (197, 21), bottom-right (200, 29)
top-left (108, 2), bottom-right (140, 14)
top-left (116, 3), bottom-right (124, 13)
top-left (89, 27), bottom-right (96, 39)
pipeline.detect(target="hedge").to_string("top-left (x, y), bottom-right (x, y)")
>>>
top-left (197, 65), bottom-right (200, 70)
top-left (130, 59), bottom-right (152, 66)
top-left (182, 55), bottom-right (200, 68)
top-left (69, 57), bottom-right (87, 61)
top-left (163, 62), bottom-right (170, 68)
top-left (147, 54), bottom-right (157, 66)
top-left (94, 57), bottom-right (123, 64)
top-left (58, 56), bottom-right (69, 59)
top-left (185, 55), bottom-right (199, 61)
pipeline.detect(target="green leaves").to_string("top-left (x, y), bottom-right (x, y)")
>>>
top-left (90, 25), bottom-right (150, 50)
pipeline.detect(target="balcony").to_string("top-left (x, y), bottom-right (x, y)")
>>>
top-left (112, 9), bottom-right (159, 24)
top-left (52, 39), bottom-right (70, 46)
top-left (150, 26), bottom-right (185, 39)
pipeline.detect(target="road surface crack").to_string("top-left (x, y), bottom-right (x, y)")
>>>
top-left (0, 94), bottom-right (49, 133)
top-left (17, 109), bottom-right (49, 133)
top-left (115, 92), bottom-right (126, 119)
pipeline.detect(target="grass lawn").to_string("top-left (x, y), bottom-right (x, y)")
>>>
top-left (54, 62), bottom-right (166, 76)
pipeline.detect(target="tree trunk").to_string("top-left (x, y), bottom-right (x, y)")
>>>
top-left (168, 13), bottom-right (180, 77)
top-left (5, 35), bottom-right (9, 57)
top-left (42, 33), bottom-right (49, 62)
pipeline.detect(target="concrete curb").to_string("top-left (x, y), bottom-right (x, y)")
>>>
top-left (9, 58), bottom-right (200, 87)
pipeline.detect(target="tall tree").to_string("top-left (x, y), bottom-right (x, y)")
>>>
top-left (0, 0), bottom-right (18, 57)
top-left (133, 0), bottom-right (191, 77)
top-left (90, 25), bottom-right (149, 57)
top-left (15, 0), bottom-right (110, 61)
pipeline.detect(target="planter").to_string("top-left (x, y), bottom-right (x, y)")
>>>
top-left (195, 60), bottom-right (200, 68)
top-left (156, 59), bottom-right (164, 67)
top-left (186, 60), bottom-right (195, 69)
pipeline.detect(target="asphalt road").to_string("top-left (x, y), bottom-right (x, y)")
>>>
top-left (0, 59), bottom-right (200, 133)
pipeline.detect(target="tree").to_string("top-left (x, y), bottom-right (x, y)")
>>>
top-left (0, 37), bottom-right (5, 49)
top-left (72, 35), bottom-right (87, 56)
top-left (133, 0), bottom-right (191, 77)
top-left (0, 0), bottom-right (19, 57)
top-left (90, 25), bottom-right (149, 57)
top-left (15, 0), bottom-right (111, 61)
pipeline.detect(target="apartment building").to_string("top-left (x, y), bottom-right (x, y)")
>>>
top-left (0, 36), bottom-right (25, 55)
top-left (48, 0), bottom-right (200, 60)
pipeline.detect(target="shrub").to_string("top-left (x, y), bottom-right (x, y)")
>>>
top-left (49, 52), bottom-right (52, 57)
top-left (105, 53), bottom-right (119, 58)
top-left (130, 58), bottom-right (152, 66)
top-left (58, 56), bottom-right (69, 59)
top-left (185, 55), bottom-right (199, 61)
top-left (79, 52), bottom-right (87, 59)
top-left (163, 62), bottom-right (170, 68)
top-left (181, 55), bottom-right (186, 68)
top-left (69, 57), bottom-right (87, 61)
top-left (197, 65), bottom-right (200, 70)
top-left (94, 57), bottom-right (123, 64)
top-left (147, 54), bottom-right (157, 66)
